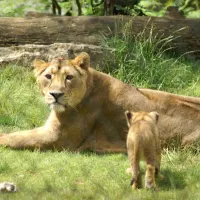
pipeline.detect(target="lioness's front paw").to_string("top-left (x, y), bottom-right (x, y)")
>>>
top-left (0, 182), bottom-right (17, 192)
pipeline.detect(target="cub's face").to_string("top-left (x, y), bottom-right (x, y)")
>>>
top-left (33, 53), bottom-right (90, 112)
top-left (125, 111), bottom-right (159, 127)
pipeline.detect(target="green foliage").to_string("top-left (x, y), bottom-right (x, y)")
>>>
top-left (82, 0), bottom-right (104, 16)
top-left (0, 0), bottom-right (199, 17)
top-left (0, 0), bottom-right (52, 17)
top-left (102, 21), bottom-right (200, 93)
top-left (0, 0), bottom-right (104, 16)
top-left (136, 0), bottom-right (200, 18)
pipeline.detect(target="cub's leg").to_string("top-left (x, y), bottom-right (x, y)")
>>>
top-left (145, 162), bottom-right (156, 190)
top-left (155, 147), bottom-right (164, 179)
top-left (128, 150), bottom-right (141, 189)
top-left (130, 161), bottom-right (141, 189)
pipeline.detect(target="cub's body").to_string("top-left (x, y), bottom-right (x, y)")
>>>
top-left (125, 111), bottom-right (162, 189)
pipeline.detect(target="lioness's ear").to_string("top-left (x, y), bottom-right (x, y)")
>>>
top-left (32, 58), bottom-right (49, 77)
top-left (72, 52), bottom-right (90, 70)
top-left (125, 110), bottom-right (133, 127)
top-left (149, 112), bottom-right (159, 123)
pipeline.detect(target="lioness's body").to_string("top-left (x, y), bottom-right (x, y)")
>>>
top-left (125, 111), bottom-right (162, 189)
top-left (0, 53), bottom-right (200, 152)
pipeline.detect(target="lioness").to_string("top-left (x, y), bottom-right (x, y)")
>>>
top-left (0, 52), bottom-right (200, 152)
top-left (125, 111), bottom-right (162, 189)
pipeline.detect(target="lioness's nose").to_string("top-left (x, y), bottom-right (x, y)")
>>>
top-left (50, 92), bottom-right (64, 100)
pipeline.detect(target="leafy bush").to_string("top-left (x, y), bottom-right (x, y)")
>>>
top-left (0, 0), bottom-right (199, 17)
top-left (0, 0), bottom-right (51, 17)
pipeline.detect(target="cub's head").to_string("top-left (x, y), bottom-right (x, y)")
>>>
top-left (33, 52), bottom-right (91, 112)
top-left (125, 111), bottom-right (159, 127)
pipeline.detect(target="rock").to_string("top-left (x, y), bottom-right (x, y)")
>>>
top-left (0, 43), bottom-right (109, 69)
top-left (0, 182), bottom-right (17, 192)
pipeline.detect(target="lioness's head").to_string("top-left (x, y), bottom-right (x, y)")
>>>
top-left (33, 52), bottom-right (91, 112)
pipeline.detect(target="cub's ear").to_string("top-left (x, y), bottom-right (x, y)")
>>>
top-left (149, 111), bottom-right (159, 123)
top-left (125, 110), bottom-right (133, 127)
top-left (32, 58), bottom-right (49, 77)
top-left (72, 52), bottom-right (90, 70)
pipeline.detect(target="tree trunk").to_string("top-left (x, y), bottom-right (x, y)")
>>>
top-left (0, 16), bottom-right (200, 58)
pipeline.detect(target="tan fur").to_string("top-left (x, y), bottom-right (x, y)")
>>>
top-left (125, 111), bottom-right (162, 189)
top-left (0, 52), bottom-right (200, 152)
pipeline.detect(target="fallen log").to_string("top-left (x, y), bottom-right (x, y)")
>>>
top-left (0, 16), bottom-right (200, 58)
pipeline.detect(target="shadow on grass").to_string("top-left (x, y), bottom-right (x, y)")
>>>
top-left (157, 168), bottom-right (186, 190)
top-left (79, 150), bottom-right (127, 156)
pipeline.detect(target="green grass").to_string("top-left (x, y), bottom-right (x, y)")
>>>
top-left (0, 62), bottom-right (200, 200)
top-left (1, 31), bottom-right (200, 199)
top-left (0, 65), bottom-right (48, 133)
top-left (0, 148), bottom-right (199, 200)
top-left (102, 23), bottom-right (200, 95)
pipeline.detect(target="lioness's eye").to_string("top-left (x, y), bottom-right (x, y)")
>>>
top-left (66, 75), bottom-right (74, 80)
top-left (45, 74), bottom-right (52, 80)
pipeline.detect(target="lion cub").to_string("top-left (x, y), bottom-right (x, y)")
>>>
top-left (125, 111), bottom-right (162, 190)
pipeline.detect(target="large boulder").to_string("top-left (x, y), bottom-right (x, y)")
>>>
top-left (0, 43), bottom-right (107, 68)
